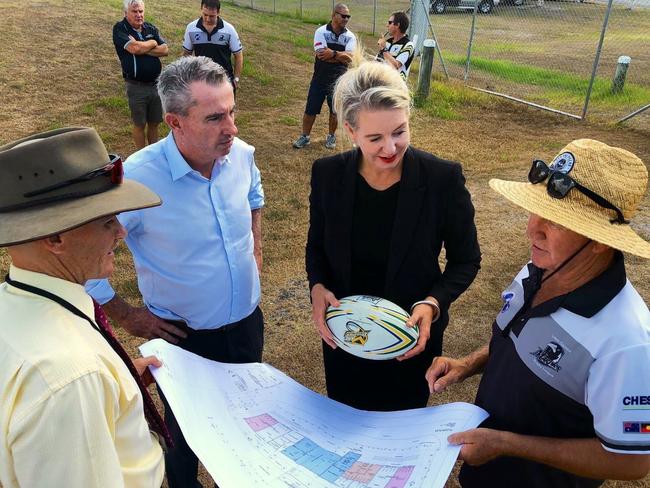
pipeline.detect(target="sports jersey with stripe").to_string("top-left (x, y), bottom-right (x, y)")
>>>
top-left (311, 23), bottom-right (356, 88)
top-left (183, 17), bottom-right (242, 78)
top-left (460, 252), bottom-right (650, 488)
top-left (377, 35), bottom-right (415, 79)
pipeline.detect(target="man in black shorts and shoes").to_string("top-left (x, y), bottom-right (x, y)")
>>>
top-left (292, 4), bottom-right (356, 151)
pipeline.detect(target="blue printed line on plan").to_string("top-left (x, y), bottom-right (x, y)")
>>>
top-left (282, 437), bottom-right (362, 481)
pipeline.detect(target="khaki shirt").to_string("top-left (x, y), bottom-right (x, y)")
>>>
top-left (0, 266), bottom-right (164, 487)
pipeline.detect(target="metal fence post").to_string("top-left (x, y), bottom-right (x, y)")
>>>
top-left (581, 0), bottom-right (614, 120)
top-left (419, 0), bottom-right (450, 80)
top-left (300, 0), bottom-right (303, 19)
top-left (464, 0), bottom-right (479, 82)
top-left (273, 0), bottom-right (275, 13)
top-left (373, 0), bottom-right (377, 36)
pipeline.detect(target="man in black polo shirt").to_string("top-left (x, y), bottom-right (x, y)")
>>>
top-left (292, 3), bottom-right (356, 150)
top-left (113, 0), bottom-right (168, 150)
top-left (426, 139), bottom-right (650, 487)
top-left (182, 0), bottom-right (243, 91)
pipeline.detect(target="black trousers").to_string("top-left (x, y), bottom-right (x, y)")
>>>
top-left (158, 307), bottom-right (264, 488)
top-left (322, 322), bottom-right (444, 411)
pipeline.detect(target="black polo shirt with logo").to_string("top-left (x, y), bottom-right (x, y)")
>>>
top-left (112, 18), bottom-right (165, 83)
top-left (311, 23), bottom-right (356, 89)
top-left (460, 252), bottom-right (650, 487)
top-left (182, 17), bottom-right (242, 78)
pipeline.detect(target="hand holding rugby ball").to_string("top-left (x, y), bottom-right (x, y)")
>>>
top-left (325, 295), bottom-right (418, 360)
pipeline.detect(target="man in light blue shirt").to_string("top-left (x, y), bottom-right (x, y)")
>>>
top-left (87, 56), bottom-right (264, 488)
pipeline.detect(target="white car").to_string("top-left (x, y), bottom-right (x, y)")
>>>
top-left (430, 0), bottom-right (502, 14)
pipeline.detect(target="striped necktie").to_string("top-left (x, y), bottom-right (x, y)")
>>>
top-left (93, 300), bottom-right (173, 449)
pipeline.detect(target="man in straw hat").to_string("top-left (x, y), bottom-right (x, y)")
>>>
top-left (0, 127), bottom-right (167, 487)
top-left (426, 139), bottom-right (650, 486)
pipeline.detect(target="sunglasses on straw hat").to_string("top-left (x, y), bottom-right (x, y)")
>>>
top-left (528, 159), bottom-right (628, 225)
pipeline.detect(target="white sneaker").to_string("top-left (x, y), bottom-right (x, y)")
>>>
top-left (293, 134), bottom-right (310, 149)
top-left (325, 134), bottom-right (336, 149)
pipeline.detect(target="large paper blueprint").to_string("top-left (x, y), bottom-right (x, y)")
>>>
top-left (140, 339), bottom-right (488, 488)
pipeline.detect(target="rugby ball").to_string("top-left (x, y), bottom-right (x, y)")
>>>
top-left (325, 295), bottom-right (418, 360)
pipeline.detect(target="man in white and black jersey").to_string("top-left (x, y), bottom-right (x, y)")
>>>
top-left (183, 0), bottom-right (243, 90)
top-left (292, 4), bottom-right (356, 150)
top-left (426, 139), bottom-right (650, 487)
top-left (377, 12), bottom-right (415, 80)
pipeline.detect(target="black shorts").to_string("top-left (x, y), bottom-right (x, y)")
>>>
top-left (305, 81), bottom-right (335, 116)
top-left (125, 80), bottom-right (163, 126)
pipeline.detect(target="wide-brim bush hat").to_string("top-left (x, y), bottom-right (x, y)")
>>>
top-left (490, 138), bottom-right (650, 258)
top-left (0, 127), bottom-right (161, 246)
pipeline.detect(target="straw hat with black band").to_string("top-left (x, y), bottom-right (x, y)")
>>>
top-left (0, 127), bottom-right (161, 247)
top-left (490, 138), bottom-right (650, 259)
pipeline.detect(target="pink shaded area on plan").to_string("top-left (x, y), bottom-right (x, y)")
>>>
top-left (342, 462), bottom-right (381, 483)
top-left (384, 465), bottom-right (415, 488)
top-left (244, 414), bottom-right (278, 432)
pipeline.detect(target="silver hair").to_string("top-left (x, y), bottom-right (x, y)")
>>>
top-left (333, 60), bottom-right (410, 131)
top-left (123, 0), bottom-right (144, 12)
top-left (157, 56), bottom-right (229, 116)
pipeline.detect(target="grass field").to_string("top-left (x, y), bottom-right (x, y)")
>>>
top-left (1, 0), bottom-right (649, 486)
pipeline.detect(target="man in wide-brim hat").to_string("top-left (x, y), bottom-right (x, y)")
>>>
top-left (0, 127), bottom-right (167, 487)
top-left (426, 139), bottom-right (650, 487)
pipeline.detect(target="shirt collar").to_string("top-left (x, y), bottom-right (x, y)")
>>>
top-left (165, 133), bottom-right (195, 181)
top-left (197, 16), bottom-right (224, 33)
top-left (326, 22), bottom-right (347, 35)
top-left (7, 264), bottom-right (95, 320)
top-left (561, 250), bottom-right (626, 317)
top-left (164, 132), bottom-right (230, 181)
top-left (122, 17), bottom-right (146, 34)
top-left (523, 251), bottom-right (626, 319)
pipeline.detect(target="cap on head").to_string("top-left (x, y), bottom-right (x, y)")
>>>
top-left (0, 127), bottom-right (161, 247)
top-left (490, 138), bottom-right (650, 258)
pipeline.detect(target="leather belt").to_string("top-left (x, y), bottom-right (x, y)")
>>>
top-left (125, 79), bottom-right (156, 86)
top-left (162, 318), bottom-right (241, 335)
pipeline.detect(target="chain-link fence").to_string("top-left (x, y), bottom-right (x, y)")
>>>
top-left (416, 0), bottom-right (650, 125)
top-left (226, 0), bottom-right (649, 126)
top-left (227, 0), bottom-right (411, 36)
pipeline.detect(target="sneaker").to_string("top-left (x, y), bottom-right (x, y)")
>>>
top-left (325, 133), bottom-right (336, 149)
top-left (293, 134), bottom-right (310, 149)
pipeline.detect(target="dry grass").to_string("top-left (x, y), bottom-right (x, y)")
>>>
top-left (1, 0), bottom-right (649, 487)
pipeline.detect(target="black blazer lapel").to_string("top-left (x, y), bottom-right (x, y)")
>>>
top-left (385, 147), bottom-right (426, 293)
top-left (335, 149), bottom-right (360, 292)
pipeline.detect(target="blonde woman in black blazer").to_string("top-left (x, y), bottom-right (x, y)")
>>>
top-left (306, 59), bottom-right (481, 411)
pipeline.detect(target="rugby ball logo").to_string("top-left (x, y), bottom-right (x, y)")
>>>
top-left (325, 295), bottom-right (418, 360)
